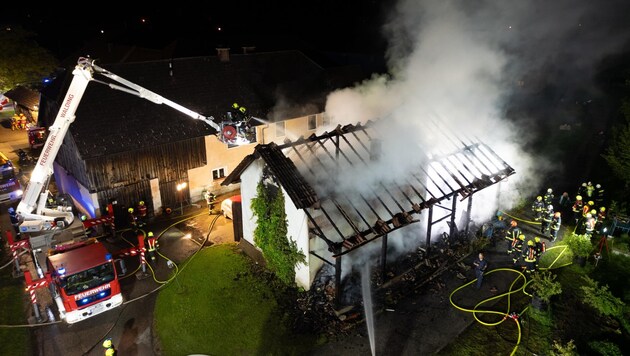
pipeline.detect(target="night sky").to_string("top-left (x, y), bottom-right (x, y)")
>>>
top-left (1, 1), bottom-right (393, 62)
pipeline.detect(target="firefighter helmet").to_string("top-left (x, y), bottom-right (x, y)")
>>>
top-left (239, 106), bottom-right (247, 114)
top-left (148, 231), bottom-right (154, 237)
top-left (586, 213), bottom-right (592, 218)
top-left (582, 182), bottom-right (587, 187)
top-left (80, 215), bottom-right (87, 221)
top-left (554, 212), bottom-right (561, 217)
top-left (139, 201), bottom-right (145, 206)
top-left (103, 338), bottom-right (113, 348)
top-left (510, 220), bottom-right (517, 227)
top-left (587, 181), bottom-right (592, 185)
top-left (536, 196), bottom-right (542, 201)
top-left (528, 240), bottom-right (534, 246)
top-left (591, 209), bottom-right (596, 215)
top-left (128, 208), bottom-right (134, 213)
top-left (519, 234), bottom-right (525, 241)
top-left (232, 102), bottom-right (239, 109)
top-left (596, 184), bottom-right (601, 189)
top-left (534, 237), bottom-right (540, 243)
top-left (105, 349), bottom-right (115, 356)
top-left (547, 205), bottom-right (553, 210)
top-left (547, 188), bottom-right (553, 193)
top-left (576, 195), bottom-right (582, 200)
top-left (600, 207), bottom-right (606, 212)
top-left (588, 201), bottom-right (594, 206)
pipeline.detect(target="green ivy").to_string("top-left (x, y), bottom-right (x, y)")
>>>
top-left (251, 176), bottom-right (306, 286)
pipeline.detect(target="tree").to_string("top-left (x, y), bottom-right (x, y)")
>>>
top-left (0, 26), bottom-right (58, 93)
top-left (602, 96), bottom-right (630, 189)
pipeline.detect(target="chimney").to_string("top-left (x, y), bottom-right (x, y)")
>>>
top-left (242, 46), bottom-right (256, 54)
top-left (216, 48), bottom-right (230, 62)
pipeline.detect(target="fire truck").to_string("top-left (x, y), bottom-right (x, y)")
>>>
top-left (0, 151), bottom-right (23, 203)
top-left (13, 57), bottom-right (255, 324)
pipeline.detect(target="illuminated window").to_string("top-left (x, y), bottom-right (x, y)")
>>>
top-left (276, 122), bottom-right (285, 137)
top-left (308, 115), bottom-right (317, 130)
top-left (212, 167), bottom-right (226, 180)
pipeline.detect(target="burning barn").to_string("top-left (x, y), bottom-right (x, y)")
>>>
top-left (222, 120), bottom-right (514, 302)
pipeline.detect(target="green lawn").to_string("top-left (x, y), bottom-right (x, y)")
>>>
top-left (155, 244), bottom-right (319, 356)
top-left (0, 268), bottom-right (32, 356)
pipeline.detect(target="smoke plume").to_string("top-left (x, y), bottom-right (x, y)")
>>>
top-left (324, 0), bottom-right (630, 230)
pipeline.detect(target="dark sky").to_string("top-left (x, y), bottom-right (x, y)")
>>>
top-left (1, 1), bottom-right (393, 62)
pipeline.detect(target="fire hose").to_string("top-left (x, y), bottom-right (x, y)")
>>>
top-left (449, 245), bottom-right (571, 356)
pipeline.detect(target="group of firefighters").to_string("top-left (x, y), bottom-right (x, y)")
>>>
top-left (490, 182), bottom-right (609, 276)
top-left (11, 113), bottom-right (29, 130)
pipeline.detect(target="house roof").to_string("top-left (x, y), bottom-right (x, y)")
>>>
top-left (223, 121), bottom-right (515, 257)
top-left (4, 86), bottom-right (40, 110)
top-left (43, 51), bottom-right (331, 159)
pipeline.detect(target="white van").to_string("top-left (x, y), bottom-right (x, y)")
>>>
top-left (220, 195), bottom-right (241, 219)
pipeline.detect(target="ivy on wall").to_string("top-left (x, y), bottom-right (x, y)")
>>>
top-left (251, 172), bottom-right (306, 285)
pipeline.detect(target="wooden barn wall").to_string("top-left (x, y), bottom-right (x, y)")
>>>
top-left (83, 137), bottom-right (206, 212)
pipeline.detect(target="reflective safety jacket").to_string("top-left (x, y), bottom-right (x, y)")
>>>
top-left (572, 200), bottom-right (583, 213)
top-left (523, 245), bottom-right (537, 262)
top-left (505, 227), bottom-right (522, 241)
top-left (535, 241), bottom-right (546, 257)
top-left (551, 216), bottom-right (561, 231)
top-left (147, 237), bottom-right (158, 251)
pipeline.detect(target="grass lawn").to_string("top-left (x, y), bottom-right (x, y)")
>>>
top-left (0, 267), bottom-right (32, 356)
top-left (155, 244), bottom-right (319, 355)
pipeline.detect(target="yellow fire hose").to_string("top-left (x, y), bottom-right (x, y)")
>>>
top-left (449, 245), bottom-right (571, 355)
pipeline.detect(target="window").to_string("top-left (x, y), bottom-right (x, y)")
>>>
top-left (307, 115), bottom-right (317, 130)
top-left (275, 121), bottom-right (285, 137)
top-left (212, 167), bottom-right (226, 180)
top-left (323, 114), bottom-right (331, 126)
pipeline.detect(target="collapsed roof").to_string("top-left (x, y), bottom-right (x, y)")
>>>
top-left (223, 120), bottom-right (515, 257)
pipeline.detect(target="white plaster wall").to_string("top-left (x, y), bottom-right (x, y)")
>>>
top-left (280, 186), bottom-right (311, 290)
top-left (150, 178), bottom-right (162, 214)
top-left (240, 159), bottom-right (264, 248)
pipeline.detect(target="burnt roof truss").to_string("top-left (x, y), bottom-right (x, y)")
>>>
top-left (277, 122), bottom-right (515, 259)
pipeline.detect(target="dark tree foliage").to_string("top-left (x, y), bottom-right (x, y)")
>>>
top-left (603, 97), bottom-right (630, 191)
top-left (0, 26), bottom-right (57, 93)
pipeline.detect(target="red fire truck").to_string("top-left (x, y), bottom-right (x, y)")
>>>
top-left (13, 57), bottom-right (255, 323)
top-left (47, 238), bottom-right (122, 323)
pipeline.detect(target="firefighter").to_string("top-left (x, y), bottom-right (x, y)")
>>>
top-left (146, 231), bottom-right (159, 263)
top-left (522, 240), bottom-right (537, 274)
top-left (505, 220), bottom-right (521, 247)
top-left (584, 213), bottom-right (596, 239)
top-left (558, 192), bottom-right (571, 218)
top-left (541, 205), bottom-right (554, 234)
top-left (204, 190), bottom-right (217, 214)
top-left (11, 114), bottom-right (20, 130)
top-left (531, 196), bottom-right (544, 221)
top-left (577, 182), bottom-right (587, 197)
top-left (596, 207), bottom-right (607, 232)
top-left (543, 188), bottom-right (554, 207)
top-left (136, 201), bottom-right (147, 218)
top-left (585, 181), bottom-right (595, 200)
top-left (534, 237), bottom-right (546, 269)
top-left (80, 214), bottom-right (96, 237)
top-left (595, 184), bottom-right (605, 207)
top-left (572, 195), bottom-right (583, 225)
top-left (128, 207), bottom-right (138, 230)
top-left (508, 234), bottom-right (525, 266)
top-left (18, 113), bottom-right (27, 130)
top-left (550, 212), bottom-right (561, 241)
top-left (102, 338), bottom-right (116, 356)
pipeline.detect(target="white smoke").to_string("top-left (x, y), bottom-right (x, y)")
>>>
top-left (324, 0), bottom-right (630, 232)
